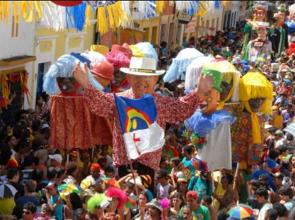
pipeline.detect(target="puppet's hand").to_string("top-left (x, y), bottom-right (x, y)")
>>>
top-left (73, 63), bottom-right (90, 89)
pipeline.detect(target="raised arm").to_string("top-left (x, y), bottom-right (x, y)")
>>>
top-left (73, 63), bottom-right (115, 118)
top-left (158, 74), bottom-right (214, 124)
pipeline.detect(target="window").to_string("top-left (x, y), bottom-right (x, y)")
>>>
top-left (168, 22), bottom-right (174, 46)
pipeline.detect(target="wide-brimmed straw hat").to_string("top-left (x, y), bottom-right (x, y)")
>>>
top-left (120, 57), bottom-right (165, 76)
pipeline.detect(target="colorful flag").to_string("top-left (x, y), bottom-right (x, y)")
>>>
top-left (115, 94), bottom-right (165, 160)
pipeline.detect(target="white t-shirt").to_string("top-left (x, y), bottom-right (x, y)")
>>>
top-left (258, 203), bottom-right (273, 220)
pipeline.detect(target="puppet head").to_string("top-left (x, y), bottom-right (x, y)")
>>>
top-left (239, 70), bottom-right (273, 144)
top-left (198, 65), bottom-right (222, 115)
top-left (253, 3), bottom-right (267, 22)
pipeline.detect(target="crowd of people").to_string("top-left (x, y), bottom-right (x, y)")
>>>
top-left (3, 1), bottom-right (295, 220)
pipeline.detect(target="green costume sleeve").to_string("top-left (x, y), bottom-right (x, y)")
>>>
top-left (242, 23), bottom-right (253, 60)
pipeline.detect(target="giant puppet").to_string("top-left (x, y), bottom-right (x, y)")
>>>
top-left (43, 53), bottom-right (113, 150)
top-left (242, 2), bottom-right (268, 60)
top-left (73, 42), bottom-right (221, 182)
top-left (185, 58), bottom-right (240, 171)
top-left (231, 70), bottom-right (273, 169)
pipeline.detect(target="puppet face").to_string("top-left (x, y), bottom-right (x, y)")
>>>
top-left (256, 27), bottom-right (267, 40)
top-left (249, 98), bottom-right (265, 112)
top-left (57, 77), bottom-right (80, 95)
top-left (126, 75), bottom-right (159, 98)
top-left (201, 89), bottom-right (220, 115)
top-left (220, 79), bottom-right (233, 101)
top-left (93, 75), bottom-right (111, 88)
top-left (276, 12), bottom-right (286, 25)
top-left (254, 9), bottom-right (266, 21)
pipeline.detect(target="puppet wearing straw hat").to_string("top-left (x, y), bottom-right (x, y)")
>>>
top-left (73, 42), bottom-right (220, 185)
top-left (231, 70), bottom-right (273, 169)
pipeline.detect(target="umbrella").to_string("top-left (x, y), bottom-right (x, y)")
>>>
top-left (228, 204), bottom-right (254, 219)
top-left (163, 48), bottom-right (204, 83)
top-left (0, 183), bottom-right (17, 198)
top-left (284, 122), bottom-right (295, 137)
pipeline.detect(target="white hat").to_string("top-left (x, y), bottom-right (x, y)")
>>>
top-left (120, 57), bottom-right (165, 76)
top-left (289, 3), bottom-right (295, 15)
top-left (49, 154), bottom-right (63, 164)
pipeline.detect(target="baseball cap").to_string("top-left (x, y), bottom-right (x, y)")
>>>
top-left (49, 154), bottom-right (63, 164)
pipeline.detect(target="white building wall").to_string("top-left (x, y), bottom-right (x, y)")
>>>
top-left (0, 16), bottom-right (36, 109)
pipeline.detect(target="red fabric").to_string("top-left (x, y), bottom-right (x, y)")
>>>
top-left (287, 42), bottom-right (295, 55)
top-left (84, 87), bottom-right (200, 170)
top-left (51, 1), bottom-right (82, 7)
top-left (50, 95), bottom-right (112, 150)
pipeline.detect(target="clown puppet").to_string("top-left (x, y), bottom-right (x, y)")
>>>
top-left (242, 3), bottom-right (268, 60)
top-left (185, 59), bottom-right (240, 172)
top-left (73, 42), bottom-right (220, 187)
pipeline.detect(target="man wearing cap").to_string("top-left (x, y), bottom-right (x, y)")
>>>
top-left (184, 191), bottom-right (210, 220)
top-left (80, 163), bottom-right (104, 190)
top-left (73, 46), bottom-right (219, 181)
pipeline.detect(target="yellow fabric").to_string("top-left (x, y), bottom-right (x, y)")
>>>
top-left (113, 2), bottom-right (126, 27)
top-left (0, 1), bottom-right (9, 23)
top-left (130, 45), bottom-right (144, 57)
top-left (239, 70), bottom-right (273, 144)
top-left (244, 101), bottom-right (262, 144)
top-left (107, 5), bottom-right (115, 29)
top-left (217, 86), bottom-right (234, 110)
top-left (212, 171), bottom-right (226, 209)
top-left (21, 1), bottom-right (43, 22)
top-left (13, 2), bottom-right (21, 24)
top-left (239, 71), bottom-right (273, 104)
top-left (90, 44), bottom-right (109, 55)
top-left (273, 115), bottom-right (283, 129)
top-left (197, 1), bottom-right (208, 17)
top-left (80, 176), bottom-right (94, 190)
top-left (156, 1), bottom-right (165, 14)
top-left (205, 61), bottom-right (238, 76)
top-left (85, 4), bottom-right (92, 28)
top-left (97, 7), bottom-right (108, 34)
top-left (0, 198), bottom-right (15, 215)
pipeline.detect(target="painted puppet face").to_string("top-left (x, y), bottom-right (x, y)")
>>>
top-left (256, 27), bottom-right (267, 40)
top-left (201, 89), bottom-right (220, 115)
top-left (57, 77), bottom-right (81, 95)
top-left (126, 74), bottom-right (159, 98)
top-left (249, 98), bottom-right (265, 112)
top-left (254, 9), bottom-right (266, 21)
